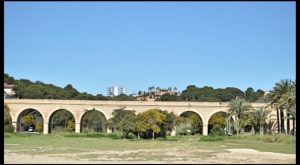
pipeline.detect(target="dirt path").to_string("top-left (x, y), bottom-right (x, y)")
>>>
top-left (4, 148), bottom-right (295, 164)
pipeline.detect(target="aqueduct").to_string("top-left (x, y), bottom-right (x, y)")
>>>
top-left (4, 99), bottom-right (272, 136)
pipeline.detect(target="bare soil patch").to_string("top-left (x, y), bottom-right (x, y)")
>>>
top-left (4, 148), bottom-right (295, 164)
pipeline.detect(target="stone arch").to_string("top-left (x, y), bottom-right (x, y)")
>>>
top-left (78, 108), bottom-right (109, 122)
top-left (177, 109), bottom-right (204, 122)
top-left (177, 109), bottom-right (204, 135)
top-left (47, 108), bottom-right (76, 133)
top-left (206, 110), bottom-right (228, 123)
top-left (47, 108), bottom-right (77, 124)
top-left (16, 107), bottom-right (46, 123)
top-left (79, 108), bottom-right (108, 133)
top-left (16, 107), bottom-right (45, 132)
top-left (207, 111), bottom-right (228, 134)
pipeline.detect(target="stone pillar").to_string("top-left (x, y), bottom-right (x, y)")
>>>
top-left (12, 121), bottom-right (17, 132)
top-left (75, 123), bottom-right (81, 133)
top-left (203, 125), bottom-right (208, 136)
top-left (43, 122), bottom-right (48, 134)
top-left (171, 126), bottom-right (176, 136)
top-left (107, 127), bottom-right (112, 134)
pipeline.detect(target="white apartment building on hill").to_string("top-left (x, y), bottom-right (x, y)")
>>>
top-left (107, 86), bottom-right (126, 96)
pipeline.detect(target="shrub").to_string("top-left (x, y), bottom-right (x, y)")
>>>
top-left (35, 122), bottom-right (43, 133)
top-left (210, 124), bottom-right (225, 136)
top-left (4, 125), bottom-right (15, 133)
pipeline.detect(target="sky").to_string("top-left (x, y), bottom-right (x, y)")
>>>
top-left (4, 2), bottom-right (296, 96)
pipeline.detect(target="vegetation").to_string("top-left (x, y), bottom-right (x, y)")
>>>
top-left (266, 79), bottom-right (296, 135)
top-left (227, 99), bottom-right (253, 135)
top-left (50, 109), bottom-right (75, 133)
top-left (5, 73), bottom-right (266, 102)
top-left (108, 108), bottom-right (137, 138)
top-left (81, 109), bottom-right (107, 133)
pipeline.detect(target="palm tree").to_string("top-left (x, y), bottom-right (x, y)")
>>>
top-left (267, 79), bottom-right (295, 134)
top-left (278, 81), bottom-right (296, 135)
top-left (227, 99), bottom-right (253, 135)
top-left (251, 107), bottom-right (272, 135)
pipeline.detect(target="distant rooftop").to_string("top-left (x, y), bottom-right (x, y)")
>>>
top-left (4, 82), bottom-right (15, 88)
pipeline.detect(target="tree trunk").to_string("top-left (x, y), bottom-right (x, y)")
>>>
top-left (292, 118), bottom-right (295, 135)
top-left (276, 108), bottom-right (280, 134)
top-left (152, 131), bottom-right (155, 140)
top-left (287, 113), bottom-right (290, 135)
top-left (138, 132), bottom-right (140, 139)
top-left (260, 123), bottom-right (264, 135)
top-left (280, 110), bottom-right (285, 134)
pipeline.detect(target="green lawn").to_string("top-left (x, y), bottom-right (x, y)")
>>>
top-left (4, 132), bottom-right (296, 162)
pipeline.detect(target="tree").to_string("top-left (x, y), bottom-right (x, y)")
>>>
top-left (51, 110), bottom-right (74, 132)
top-left (109, 108), bottom-right (136, 139)
top-left (159, 93), bottom-right (183, 101)
top-left (227, 99), bottom-right (253, 135)
top-left (64, 84), bottom-right (79, 98)
top-left (156, 87), bottom-right (160, 92)
top-left (4, 103), bottom-right (12, 125)
top-left (245, 87), bottom-right (255, 102)
top-left (160, 111), bottom-right (181, 137)
top-left (23, 115), bottom-right (36, 127)
top-left (267, 79), bottom-right (295, 134)
top-left (250, 107), bottom-right (271, 135)
top-left (81, 110), bottom-right (107, 133)
top-left (179, 111), bottom-right (203, 135)
top-left (208, 112), bottom-right (227, 134)
top-left (173, 87), bottom-right (177, 91)
top-left (138, 91), bottom-right (142, 96)
top-left (136, 109), bottom-right (166, 140)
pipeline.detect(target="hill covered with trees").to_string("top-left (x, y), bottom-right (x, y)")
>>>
top-left (4, 73), bottom-right (266, 102)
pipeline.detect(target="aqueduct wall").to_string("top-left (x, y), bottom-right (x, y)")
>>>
top-left (4, 99), bottom-right (271, 135)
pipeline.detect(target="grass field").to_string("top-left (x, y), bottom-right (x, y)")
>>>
top-left (4, 132), bottom-right (296, 164)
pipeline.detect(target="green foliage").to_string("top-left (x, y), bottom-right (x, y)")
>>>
top-left (159, 93), bottom-right (183, 101)
top-left (245, 87), bottom-right (265, 102)
top-left (109, 108), bottom-right (136, 138)
top-left (112, 94), bottom-right (135, 101)
top-left (23, 115), bottom-right (36, 127)
top-left (179, 111), bottom-right (202, 135)
top-left (180, 85), bottom-right (245, 102)
top-left (51, 110), bottom-right (74, 132)
top-left (208, 112), bottom-right (226, 127)
top-left (210, 124), bottom-right (225, 136)
top-left (4, 125), bottom-right (15, 133)
top-left (35, 122), bottom-right (43, 133)
top-left (227, 99), bottom-right (253, 135)
top-left (5, 73), bottom-right (109, 100)
top-left (249, 107), bottom-right (272, 134)
top-left (136, 109), bottom-right (167, 139)
top-left (4, 103), bottom-right (12, 125)
top-left (81, 110), bottom-right (107, 133)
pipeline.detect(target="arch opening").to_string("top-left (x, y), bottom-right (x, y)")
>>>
top-left (80, 109), bottom-right (107, 133)
top-left (48, 109), bottom-right (75, 133)
top-left (17, 108), bottom-right (44, 133)
top-left (177, 111), bottom-right (203, 135)
top-left (208, 111), bottom-right (234, 135)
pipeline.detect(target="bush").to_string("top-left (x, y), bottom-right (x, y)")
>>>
top-left (4, 125), bottom-right (15, 133)
top-left (210, 124), bottom-right (225, 136)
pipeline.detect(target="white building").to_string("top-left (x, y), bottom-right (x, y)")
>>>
top-left (4, 83), bottom-right (16, 99)
top-left (107, 86), bottom-right (126, 96)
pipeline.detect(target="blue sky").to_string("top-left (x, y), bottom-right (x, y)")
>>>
top-left (4, 2), bottom-right (295, 96)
